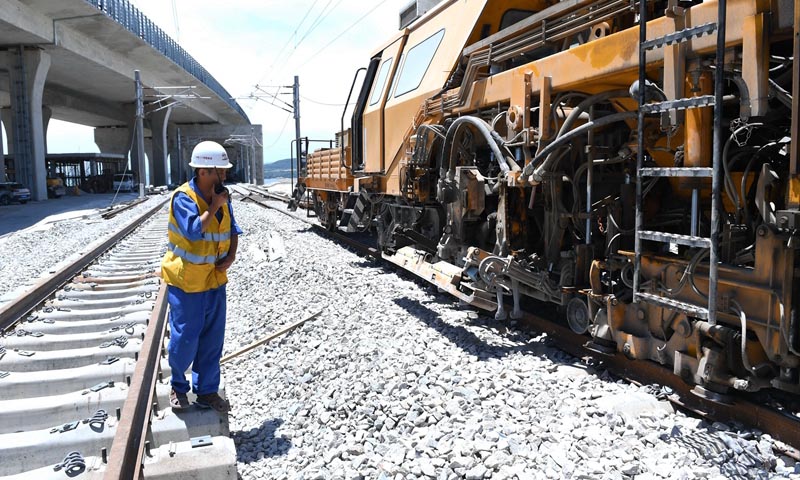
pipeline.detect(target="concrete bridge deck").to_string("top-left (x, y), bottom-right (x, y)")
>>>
top-left (0, 0), bottom-right (262, 199)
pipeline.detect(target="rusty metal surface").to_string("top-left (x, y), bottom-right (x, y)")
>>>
top-left (0, 199), bottom-right (168, 332)
top-left (789, 3), bottom-right (800, 207)
top-left (103, 282), bottom-right (168, 480)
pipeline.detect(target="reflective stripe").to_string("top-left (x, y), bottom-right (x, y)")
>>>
top-left (206, 231), bottom-right (231, 242)
top-left (168, 243), bottom-right (219, 265)
top-left (168, 223), bottom-right (231, 242)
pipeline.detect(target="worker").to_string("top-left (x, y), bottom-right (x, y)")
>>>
top-left (160, 141), bottom-right (242, 413)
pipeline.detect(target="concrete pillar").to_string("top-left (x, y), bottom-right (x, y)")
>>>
top-left (95, 105), bottom-right (143, 182)
top-left (170, 124), bottom-right (264, 184)
top-left (3, 48), bottom-right (51, 201)
top-left (0, 117), bottom-right (5, 182)
top-left (94, 126), bottom-right (131, 156)
top-left (144, 137), bottom-right (153, 186)
top-left (167, 125), bottom-right (179, 185)
top-left (1, 110), bottom-right (12, 155)
top-left (2, 106), bottom-right (49, 155)
top-left (148, 106), bottom-right (171, 187)
top-left (42, 105), bottom-right (51, 154)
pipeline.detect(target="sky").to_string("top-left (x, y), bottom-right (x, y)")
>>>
top-left (33, 0), bottom-right (411, 164)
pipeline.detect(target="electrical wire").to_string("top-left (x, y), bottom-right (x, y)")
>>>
top-left (300, 94), bottom-right (353, 107)
top-left (263, 114), bottom-right (293, 149)
top-left (295, 0), bottom-right (346, 47)
top-left (171, 0), bottom-right (180, 43)
top-left (254, 0), bottom-right (322, 89)
top-left (294, 0), bottom-right (391, 71)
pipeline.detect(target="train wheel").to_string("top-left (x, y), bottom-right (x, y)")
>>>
top-left (313, 192), bottom-right (338, 231)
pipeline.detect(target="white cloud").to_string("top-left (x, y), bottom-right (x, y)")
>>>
top-left (49, 0), bottom-right (410, 163)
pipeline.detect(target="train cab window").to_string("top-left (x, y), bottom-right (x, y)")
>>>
top-left (393, 29), bottom-right (445, 98)
top-left (369, 57), bottom-right (394, 106)
top-left (500, 9), bottom-right (535, 31)
top-left (388, 53), bottom-right (404, 98)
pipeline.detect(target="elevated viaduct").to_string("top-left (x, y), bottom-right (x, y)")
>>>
top-left (0, 0), bottom-right (263, 200)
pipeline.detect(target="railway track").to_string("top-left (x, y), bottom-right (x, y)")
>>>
top-left (238, 183), bottom-right (800, 457)
top-left (0, 199), bottom-right (238, 479)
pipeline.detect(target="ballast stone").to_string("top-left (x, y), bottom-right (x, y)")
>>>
top-left (219, 202), bottom-right (784, 480)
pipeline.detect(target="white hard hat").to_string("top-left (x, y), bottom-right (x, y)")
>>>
top-left (189, 141), bottom-right (233, 169)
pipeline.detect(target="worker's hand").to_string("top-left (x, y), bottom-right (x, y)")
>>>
top-left (210, 185), bottom-right (229, 211)
top-left (215, 254), bottom-right (235, 271)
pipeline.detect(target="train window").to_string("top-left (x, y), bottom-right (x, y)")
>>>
top-left (369, 57), bottom-right (394, 106)
top-left (393, 29), bottom-right (445, 98)
top-left (500, 9), bottom-right (535, 31)
top-left (388, 53), bottom-right (404, 98)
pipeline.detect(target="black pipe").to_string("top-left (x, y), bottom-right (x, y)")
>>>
top-left (525, 111), bottom-right (638, 182)
top-left (437, 116), bottom-right (513, 180)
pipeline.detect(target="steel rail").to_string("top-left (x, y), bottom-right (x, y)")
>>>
top-left (101, 197), bottom-right (149, 219)
top-left (0, 199), bottom-right (168, 331)
top-left (104, 282), bottom-right (169, 480)
top-left (240, 188), bottom-right (380, 258)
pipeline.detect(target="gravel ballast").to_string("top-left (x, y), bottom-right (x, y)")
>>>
top-left (3, 192), bottom-right (798, 479)
top-left (0, 195), bottom-right (167, 301)
top-left (223, 200), bottom-right (800, 480)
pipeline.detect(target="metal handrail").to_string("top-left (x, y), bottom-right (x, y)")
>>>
top-left (84, 0), bottom-right (249, 123)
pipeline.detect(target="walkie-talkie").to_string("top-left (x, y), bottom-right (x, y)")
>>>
top-left (214, 169), bottom-right (228, 195)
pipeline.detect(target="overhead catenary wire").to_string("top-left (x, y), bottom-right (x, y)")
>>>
top-left (254, 0), bottom-right (322, 89)
top-left (294, 0), bottom-right (345, 47)
top-left (300, 94), bottom-right (354, 107)
top-left (171, 0), bottom-right (180, 43)
top-left (252, 0), bottom-right (346, 96)
top-left (294, 0), bottom-right (391, 71)
top-left (263, 113), bottom-right (293, 149)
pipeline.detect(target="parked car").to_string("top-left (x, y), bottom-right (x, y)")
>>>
top-left (47, 177), bottom-right (66, 198)
top-left (113, 174), bottom-right (134, 193)
top-left (0, 182), bottom-right (31, 205)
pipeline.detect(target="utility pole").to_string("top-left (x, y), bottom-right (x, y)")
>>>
top-left (176, 127), bottom-right (182, 184)
top-left (293, 75), bottom-right (302, 173)
top-left (134, 70), bottom-right (146, 199)
top-left (251, 126), bottom-right (257, 183)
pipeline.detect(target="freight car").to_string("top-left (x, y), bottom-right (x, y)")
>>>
top-left (292, 0), bottom-right (800, 399)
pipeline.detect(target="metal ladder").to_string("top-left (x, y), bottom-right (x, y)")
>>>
top-left (633, 0), bottom-right (727, 325)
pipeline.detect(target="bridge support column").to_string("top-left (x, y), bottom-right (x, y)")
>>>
top-left (172, 124), bottom-right (263, 185)
top-left (0, 110), bottom-right (8, 182)
top-left (94, 126), bottom-right (131, 156)
top-left (2, 48), bottom-right (51, 200)
top-left (42, 105), bottom-right (51, 155)
top-left (94, 104), bottom-right (148, 184)
top-left (3, 106), bottom-right (51, 156)
top-left (147, 106), bottom-right (171, 187)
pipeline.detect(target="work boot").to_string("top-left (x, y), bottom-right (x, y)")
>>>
top-left (195, 392), bottom-right (230, 413)
top-left (169, 388), bottom-right (190, 411)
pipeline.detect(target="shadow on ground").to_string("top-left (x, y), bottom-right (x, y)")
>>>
top-left (231, 418), bottom-right (292, 463)
top-left (393, 296), bottom-right (566, 364)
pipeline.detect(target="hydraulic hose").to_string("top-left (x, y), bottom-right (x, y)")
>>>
top-left (555, 89), bottom-right (630, 139)
top-left (437, 116), bottom-right (515, 180)
top-left (524, 111), bottom-right (638, 183)
top-left (722, 123), bottom-right (764, 212)
top-left (730, 300), bottom-right (755, 374)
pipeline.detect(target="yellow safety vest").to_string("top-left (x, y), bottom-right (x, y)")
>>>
top-left (160, 183), bottom-right (232, 292)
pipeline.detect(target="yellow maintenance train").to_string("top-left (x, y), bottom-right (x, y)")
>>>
top-left (292, 0), bottom-right (800, 399)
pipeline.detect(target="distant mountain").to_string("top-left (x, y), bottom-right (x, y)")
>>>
top-left (264, 158), bottom-right (295, 179)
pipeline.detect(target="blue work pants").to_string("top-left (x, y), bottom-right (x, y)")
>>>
top-left (167, 284), bottom-right (227, 395)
